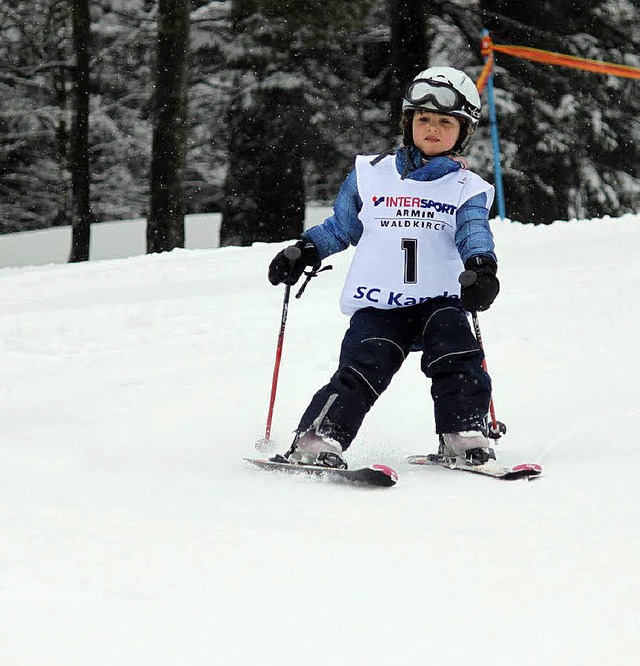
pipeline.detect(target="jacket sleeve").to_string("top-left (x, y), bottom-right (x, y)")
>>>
top-left (302, 169), bottom-right (363, 260)
top-left (454, 192), bottom-right (497, 264)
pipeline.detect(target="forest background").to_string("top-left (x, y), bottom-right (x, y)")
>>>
top-left (1, 0), bottom-right (638, 260)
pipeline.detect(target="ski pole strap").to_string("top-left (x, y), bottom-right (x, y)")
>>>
top-left (295, 264), bottom-right (333, 299)
top-left (470, 310), bottom-right (483, 345)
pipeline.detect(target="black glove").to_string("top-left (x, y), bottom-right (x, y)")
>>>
top-left (459, 255), bottom-right (499, 312)
top-left (268, 239), bottom-right (320, 286)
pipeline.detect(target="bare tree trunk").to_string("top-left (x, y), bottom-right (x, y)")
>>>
top-left (68, 0), bottom-right (92, 263)
top-left (219, 0), bottom-right (305, 247)
top-left (220, 86), bottom-right (305, 247)
top-left (147, 0), bottom-right (189, 254)
top-left (388, 0), bottom-right (428, 136)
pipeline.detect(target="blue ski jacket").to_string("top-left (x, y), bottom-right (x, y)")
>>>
top-left (303, 146), bottom-right (496, 265)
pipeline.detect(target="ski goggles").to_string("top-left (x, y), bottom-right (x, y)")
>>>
top-left (403, 79), bottom-right (480, 120)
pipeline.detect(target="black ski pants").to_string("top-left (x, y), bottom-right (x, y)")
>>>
top-left (296, 297), bottom-right (491, 450)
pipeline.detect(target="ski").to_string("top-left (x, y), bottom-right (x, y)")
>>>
top-left (244, 458), bottom-right (398, 487)
top-left (406, 454), bottom-right (542, 480)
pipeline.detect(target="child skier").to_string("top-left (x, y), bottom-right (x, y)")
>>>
top-left (268, 66), bottom-right (499, 469)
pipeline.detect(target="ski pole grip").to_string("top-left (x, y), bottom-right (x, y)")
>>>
top-left (284, 245), bottom-right (302, 264)
top-left (458, 270), bottom-right (478, 287)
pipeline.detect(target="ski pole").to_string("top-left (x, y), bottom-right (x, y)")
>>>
top-left (459, 270), bottom-right (506, 439)
top-left (255, 245), bottom-right (302, 453)
top-left (469, 310), bottom-right (504, 437)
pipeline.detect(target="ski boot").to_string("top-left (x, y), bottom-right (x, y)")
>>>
top-left (271, 430), bottom-right (347, 469)
top-left (438, 431), bottom-right (496, 466)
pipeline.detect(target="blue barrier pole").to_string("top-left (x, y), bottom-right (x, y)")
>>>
top-left (481, 29), bottom-right (507, 219)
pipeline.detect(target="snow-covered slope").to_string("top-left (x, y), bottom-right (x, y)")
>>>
top-left (1, 212), bottom-right (639, 665)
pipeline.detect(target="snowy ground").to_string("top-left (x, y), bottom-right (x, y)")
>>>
top-left (1, 210), bottom-right (639, 665)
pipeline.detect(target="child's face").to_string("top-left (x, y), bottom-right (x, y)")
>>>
top-left (412, 111), bottom-right (461, 156)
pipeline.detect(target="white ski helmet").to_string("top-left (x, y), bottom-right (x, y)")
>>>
top-left (402, 66), bottom-right (481, 151)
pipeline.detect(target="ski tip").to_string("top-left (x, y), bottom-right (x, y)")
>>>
top-left (512, 463), bottom-right (543, 473)
top-left (511, 463), bottom-right (543, 480)
top-left (369, 464), bottom-right (399, 485)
